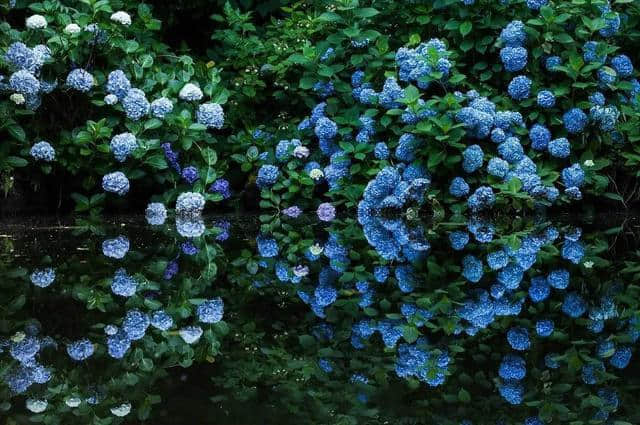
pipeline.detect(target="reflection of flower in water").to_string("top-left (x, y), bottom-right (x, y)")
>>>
top-left (102, 236), bottom-right (129, 259)
top-left (357, 165), bottom-right (430, 261)
top-left (111, 402), bottom-right (132, 417)
top-left (30, 268), bottom-right (55, 287)
top-left (179, 326), bottom-right (203, 344)
top-left (176, 216), bottom-right (205, 238)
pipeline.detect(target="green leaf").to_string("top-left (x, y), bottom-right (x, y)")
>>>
top-left (354, 8), bottom-right (379, 18)
top-left (402, 326), bottom-right (419, 343)
top-left (5, 156), bottom-right (28, 167)
top-left (458, 388), bottom-right (471, 402)
top-left (459, 21), bottom-right (472, 37)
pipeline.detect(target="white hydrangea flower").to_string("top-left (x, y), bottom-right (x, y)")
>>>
top-left (293, 146), bottom-right (310, 158)
top-left (26, 15), bottom-right (47, 29)
top-left (110, 402), bottom-right (131, 417)
top-left (309, 243), bottom-right (324, 256)
top-left (584, 261), bottom-right (594, 269)
top-left (64, 23), bottom-right (81, 34)
top-left (104, 94), bottom-right (118, 105)
top-left (309, 168), bottom-right (324, 180)
top-left (26, 399), bottom-right (47, 413)
top-left (65, 397), bottom-right (82, 408)
top-left (178, 83), bottom-right (203, 101)
top-left (10, 93), bottom-right (25, 105)
top-left (583, 159), bottom-right (595, 167)
top-left (110, 11), bottom-right (132, 26)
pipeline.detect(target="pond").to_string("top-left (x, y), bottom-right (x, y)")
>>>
top-left (1, 213), bottom-right (639, 425)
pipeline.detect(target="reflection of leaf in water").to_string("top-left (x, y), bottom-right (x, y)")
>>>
top-left (200, 242), bottom-right (218, 280)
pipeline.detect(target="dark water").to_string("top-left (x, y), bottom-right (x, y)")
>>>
top-left (1, 214), bottom-right (639, 425)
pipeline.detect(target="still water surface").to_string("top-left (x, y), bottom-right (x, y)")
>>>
top-left (1, 214), bottom-right (639, 424)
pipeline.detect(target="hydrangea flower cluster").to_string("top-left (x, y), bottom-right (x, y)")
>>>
top-left (357, 166), bottom-right (431, 260)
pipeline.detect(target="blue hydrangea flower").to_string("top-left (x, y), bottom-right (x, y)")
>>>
top-left (508, 76), bottom-right (532, 101)
top-left (175, 192), bottom-right (205, 216)
top-left (462, 255), bottom-right (483, 283)
top-left (317, 202), bottom-right (336, 222)
top-left (197, 103), bottom-right (224, 129)
top-left (110, 133), bottom-right (137, 162)
top-left (562, 239), bottom-right (585, 264)
top-left (561, 163), bottom-right (585, 188)
top-left (499, 380), bottom-right (524, 404)
top-left (102, 235), bottom-right (129, 259)
top-left (529, 276), bottom-right (550, 303)
top-left (150, 310), bottom-right (173, 331)
top-left (106, 70), bottom-right (131, 99)
top-left (499, 354), bottom-right (526, 380)
top-left (611, 54), bottom-right (633, 77)
top-left (4, 42), bottom-right (39, 72)
top-left (107, 330), bottom-right (131, 359)
top-left (313, 81), bottom-right (334, 98)
top-left (609, 346), bottom-right (632, 369)
top-left (66, 69), bottom-right (94, 92)
top-left (373, 266), bottom-right (389, 283)
top-left (30, 268), bottom-right (55, 287)
top-left (599, 5), bottom-right (620, 37)
top-left (163, 260), bottom-right (178, 280)
top-left (9, 70), bottom-right (39, 95)
top-left (548, 137), bottom-right (570, 158)
top-left (529, 124), bottom-right (551, 151)
top-left (10, 336), bottom-right (40, 363)
top-left (462, 145), bottom-right (484, 173)
top-left (179, 326), bottom-right (203, 344)
top-left (150, 97), bottom-right (173, 118)
top-left (545, 55), bottom-right (561, 71)
top-left (122, 309), bottom-right (150, 340)
top-left (468, 186), bottom-right (495, 212)
top-left (562, 292), bottom-right (587, 317)
top-left (526, 0), bottom-right (548, 10)
top-left (536, 319), bottom-right (554, 337)
top-left (536, 90), bottom-right (555, 109)
top-left (563, 108), bottom-right (588, 134)
top-left (197, 298), bottom-right (224, 323)
top-left (209, 179), bottom-right (232, 200)
top-left (487, 250), bottom-right (509, 270)
top-left (102, 171), bottom-right (130, 195)
top-left (379, 77), bottom-right (404, 109)
top-left (507, 327), bottom-right (530, 350)
top-left (500, 47), bottom-right (528, 72)
top-left (583, 41), bottom-right (606, 63)
top-left (122, 88), bottom-right (150, 121)
top-left (449, 177), bottom-right (470, 198)
top-left (256, 164), bottom-right (279, 188)
top-left (30, 141), bottom-right (55, 162)
top-left (181, 166), bottom-right (200, 185)
top-left (491, 128), bottom-right (506, 144)
top-left (111, 268), bottom-right (137, 297)
top-left (498, 137), bottom-right (524, 163)
top-left (373, 142), bottom-right (389, 160)
top-left (66, 339), bottom-right (94, 361)
top-left (486, 157), bottom-right (508, 178)
top-left (162, 142), bottom-right (181, 173)
top-left (500, 21), bottom-right (526, 47)
top-left (314, 117), bottom-right (338, 140)
top-left (597, 67), bottom-right (617, 85)
top-left (449, 231), bottom-right (469, 251)
top-left (257, 235), bottom-right (278, 257)
top-left (395, 133), bottom-right (420, 162)
top-left (582, 362), bottom-right (604, 384)
top-left (145, 202), bottom-right (167, 225)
